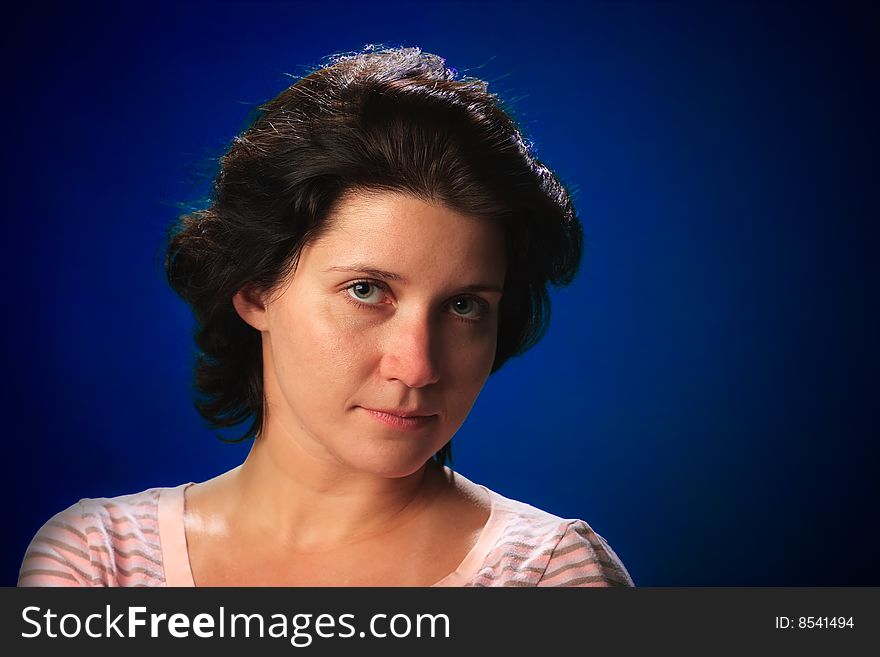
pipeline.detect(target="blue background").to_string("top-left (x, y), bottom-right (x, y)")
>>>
top-left (3, 1), bottom-right (877, 586)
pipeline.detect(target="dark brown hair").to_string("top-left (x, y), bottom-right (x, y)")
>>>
top-left (164, 47), bottom-right (583, 466)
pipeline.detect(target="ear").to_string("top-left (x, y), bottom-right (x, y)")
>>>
top-left (232, 285), bottom-right (269, 331)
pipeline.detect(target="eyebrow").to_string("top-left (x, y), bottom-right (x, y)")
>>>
top-left (322, 265), bottom-right (503, 294)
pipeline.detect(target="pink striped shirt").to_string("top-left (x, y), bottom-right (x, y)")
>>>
top-left (19, 477), bottom-right (633, 587)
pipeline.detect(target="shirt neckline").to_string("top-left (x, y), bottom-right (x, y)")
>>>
top-left (157, 482), bottom-right (196, 587)
top-left (157, 475), bottom-right (505, 587)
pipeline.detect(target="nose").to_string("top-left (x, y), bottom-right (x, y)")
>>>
top-left (379, 313), bottom-right (441, 388)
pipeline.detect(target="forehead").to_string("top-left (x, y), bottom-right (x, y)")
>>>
top-left (304, 190), bottom-right (506, 282)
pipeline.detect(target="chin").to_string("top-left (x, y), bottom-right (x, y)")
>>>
top-left (360, 459), bottom-right (431, 480)
top-left (341, 444), bottom-right (439, 480)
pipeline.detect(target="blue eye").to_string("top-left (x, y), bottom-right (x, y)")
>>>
top-left (449, 297), bottom-right (485, 320)
top-left (345, 282), bottom-right (488, 324)
top-left (347, 281), bottom-right (384, 304)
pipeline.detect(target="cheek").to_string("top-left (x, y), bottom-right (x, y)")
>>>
top-left (274, 303), bottom-right (376, 385)
top-left (449, 320), bottom-right (498, 372)
top-left (441, 329), bottom-right (497, 396)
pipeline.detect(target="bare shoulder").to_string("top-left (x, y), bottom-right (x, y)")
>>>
top-left (182, 469), bottom-right (232, 520)
top-left (182, 469), bottom-right (235, 542)
top-left (421, 465), bottom-right (492, 554)
top-left (431, 465), bottom-right (491, 520)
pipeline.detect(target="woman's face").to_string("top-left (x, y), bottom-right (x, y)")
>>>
top-left (247, 190), bottom-right (506, 478)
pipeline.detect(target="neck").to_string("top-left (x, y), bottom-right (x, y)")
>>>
top-left (213, 428), bottom-right (445, 551)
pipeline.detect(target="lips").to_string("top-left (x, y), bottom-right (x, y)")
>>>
top-left (362, 407), bottom-right (436, 418)
top-left (359, 406), bottom-right (437, 430)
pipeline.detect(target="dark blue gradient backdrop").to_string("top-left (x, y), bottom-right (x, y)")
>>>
top-left (3, 1), bottom-right (877, 586)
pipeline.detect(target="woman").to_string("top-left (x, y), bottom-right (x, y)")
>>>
top-left (19, 47), bottom-right (633, 587)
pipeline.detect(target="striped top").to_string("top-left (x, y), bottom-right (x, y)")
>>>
top-left (19, 477), bottom-right (634, 587)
